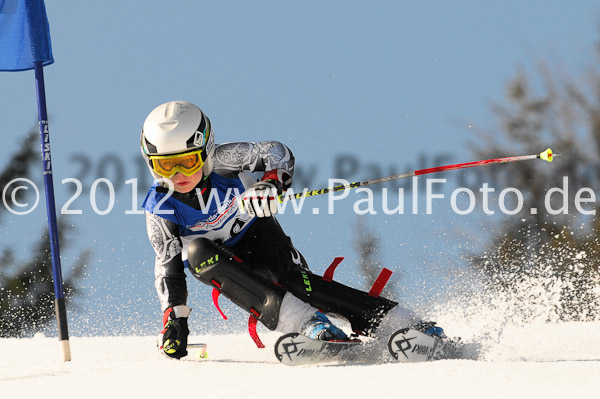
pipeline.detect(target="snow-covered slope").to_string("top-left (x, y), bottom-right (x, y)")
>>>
top-left (2, 322), bottom-right (600, 399)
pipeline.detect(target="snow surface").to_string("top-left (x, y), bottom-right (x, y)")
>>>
top-left (2, 322), bottom-right (600, 399)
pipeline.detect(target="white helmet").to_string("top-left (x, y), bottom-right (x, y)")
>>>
top-left (141, 101), bottom-right (215, 179)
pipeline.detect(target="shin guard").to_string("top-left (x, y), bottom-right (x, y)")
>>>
top-left (187, 238), bottom-right (286, 330)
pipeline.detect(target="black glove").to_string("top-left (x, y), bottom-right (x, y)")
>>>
top-left (239, 169), bottom-right (291, 218)
top-left (159, 305), bottom-right (191, 359)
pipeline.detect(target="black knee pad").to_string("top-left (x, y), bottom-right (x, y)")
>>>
top-left (187, 237), bottom-right (286, 330)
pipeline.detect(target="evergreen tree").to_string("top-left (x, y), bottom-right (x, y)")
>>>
top-left (0, 131), bottom-right (89, 337)
top-left (468, 60), bottom-right (600, 321)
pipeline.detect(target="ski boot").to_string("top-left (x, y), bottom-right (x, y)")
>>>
top-left (412, 321), bottom-right (447, 339)
top-left (414, 321), bottom-right (465, 360)
top-left (301, 311), bottom-right (349, 341)
top-left (388, 320), bottom-right (464, 362)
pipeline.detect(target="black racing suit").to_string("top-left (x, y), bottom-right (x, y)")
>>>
top-left (145, 141), bottom-right (397, 336)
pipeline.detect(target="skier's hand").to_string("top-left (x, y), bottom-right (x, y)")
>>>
top-left (239, 180), bottom-right (280, 217)
top-left (158, 305), bottom-right (191, 359)
top-left (239, 169), bottom-right (291, 218)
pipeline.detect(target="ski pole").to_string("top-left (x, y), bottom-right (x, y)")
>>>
top-left (279, 148), bottom-right (557, 202)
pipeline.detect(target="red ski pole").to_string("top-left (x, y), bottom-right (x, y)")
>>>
top-left (280, 148), bottom-right (557, 202)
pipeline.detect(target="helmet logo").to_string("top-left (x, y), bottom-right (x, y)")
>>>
top-left (205, 130), bottom-right (214, 156)
top-left (193, 130), bottom-right (205, 147)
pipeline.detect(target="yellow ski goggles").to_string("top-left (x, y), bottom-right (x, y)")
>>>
top-left (149, 149), bottom-right (206, 178)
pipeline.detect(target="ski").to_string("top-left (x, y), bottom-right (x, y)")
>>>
top-left (387, 328), bottom-right (463, 362)
top-left (274, 332), bottom-right (364, 366)
top-left (275, 328), bottom-right (473, 366)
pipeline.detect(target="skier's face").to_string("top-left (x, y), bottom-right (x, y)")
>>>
top-left (169, 168), bottom-right (204, 193)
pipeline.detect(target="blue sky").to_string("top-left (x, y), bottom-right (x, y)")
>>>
top-left (1, 1), bottom-right (598, 335)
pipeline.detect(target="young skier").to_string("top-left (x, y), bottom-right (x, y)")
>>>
top-left (141, 100), bottom-right (444, 359)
